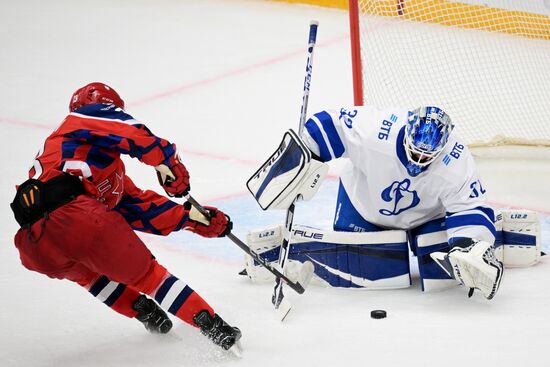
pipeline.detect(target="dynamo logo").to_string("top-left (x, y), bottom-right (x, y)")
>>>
top-left (379, 178), bottom-right (420, 216)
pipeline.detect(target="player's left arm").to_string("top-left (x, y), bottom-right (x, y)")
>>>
top-left (114, 175), bottom-right (187, 235)
top-left (114, 176), bottom-right (229, 237)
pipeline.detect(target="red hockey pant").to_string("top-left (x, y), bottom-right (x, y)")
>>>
top-left (14, 195), bottom-right (213, 325)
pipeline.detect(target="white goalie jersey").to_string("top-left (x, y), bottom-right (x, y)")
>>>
top-left (300, 105), bottom-right (496, 245)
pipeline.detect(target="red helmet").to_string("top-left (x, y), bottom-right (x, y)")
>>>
top-left (69, 82), bottom-right (125, 112)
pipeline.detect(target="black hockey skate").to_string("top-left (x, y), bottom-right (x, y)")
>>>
top-left (193, 310), bottom-right (242, 350)
top-left (132, 295), bottom-right (173, 334)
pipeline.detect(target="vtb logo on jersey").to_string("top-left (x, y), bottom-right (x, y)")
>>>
top-left (379, 178), bottom-right (420, 216)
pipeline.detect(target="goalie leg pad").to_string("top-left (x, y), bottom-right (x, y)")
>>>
top-left (244, 225), bottom-right (285, 283)
top-left (410, 218), bottom-right (457, 292)
top-left (494, 209), bottom-right (541, 267)
top-left (245, 224), bottom-right (411, 289)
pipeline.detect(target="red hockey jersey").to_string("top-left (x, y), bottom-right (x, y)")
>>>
top-left (27, 103), bottom-right (188, 235)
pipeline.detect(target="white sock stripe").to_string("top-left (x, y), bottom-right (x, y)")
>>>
top-left (96, 281), bottom-right (120, 303)
top-left (158, 279), bottom-right (187, 310)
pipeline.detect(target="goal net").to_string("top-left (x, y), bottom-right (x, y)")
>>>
top-left (349, 0), bottom-right (550, 147)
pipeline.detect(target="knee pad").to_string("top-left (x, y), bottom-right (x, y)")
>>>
top-left (245, 224), bottom-right (411, 289)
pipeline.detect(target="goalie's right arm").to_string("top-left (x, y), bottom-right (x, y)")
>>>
top-left (300, 110), bottom-right (348, 163)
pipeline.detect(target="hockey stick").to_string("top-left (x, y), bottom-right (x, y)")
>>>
top-left (184, 194), bottom-right (312, 295)
top-left (272, 20), bottom-right (318, 319)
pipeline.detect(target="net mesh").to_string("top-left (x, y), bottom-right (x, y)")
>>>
top-left (355, 0), bottom-right (550, 147)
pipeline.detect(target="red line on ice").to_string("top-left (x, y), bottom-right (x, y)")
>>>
top-left (126, 35), bottom-right (348, 107)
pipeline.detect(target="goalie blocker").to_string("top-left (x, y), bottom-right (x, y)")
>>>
top-left (247, 129), bottom-right (328, 210)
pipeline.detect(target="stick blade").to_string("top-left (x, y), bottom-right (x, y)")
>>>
top-left (277, 297), bottom-right (293, 322)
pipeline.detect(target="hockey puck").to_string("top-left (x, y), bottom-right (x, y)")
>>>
top-left (370, 310), bottom-right (387, 319)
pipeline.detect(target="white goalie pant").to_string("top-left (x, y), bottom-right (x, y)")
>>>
top-left (245, 224), bottom-right (411, 289)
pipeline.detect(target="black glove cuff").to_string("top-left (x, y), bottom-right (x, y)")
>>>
top-left (218, 214), bottom-right (232, 237)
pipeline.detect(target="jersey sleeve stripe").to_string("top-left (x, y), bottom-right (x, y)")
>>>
top-left (314, 111), bottom-right (346, 158)
top-left (305, 117), bottom-right (333, 161)
top-left (446, 212), bottom-right (495, 231)
top-left (447, 206), bottom-right (495, 221)
top-left (446, 213), bottom-right (496, 237)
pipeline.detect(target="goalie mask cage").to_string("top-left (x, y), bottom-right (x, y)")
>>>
top-left (348, 0), bottom-right (550, 148)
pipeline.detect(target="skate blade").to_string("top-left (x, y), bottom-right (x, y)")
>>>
top-left (277, 297), bottom-right (292, 322)
top-left (228, 341), bottom-right (243, 358)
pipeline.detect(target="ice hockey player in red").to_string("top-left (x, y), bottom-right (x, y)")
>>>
top-left (10, 82), bottom-right (241, 351)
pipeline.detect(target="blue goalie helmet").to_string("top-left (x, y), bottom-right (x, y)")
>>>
top-left (404, 106), bottom-right (454, 170)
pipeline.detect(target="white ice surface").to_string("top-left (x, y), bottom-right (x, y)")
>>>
top-left (1, 1), bottom-right (550, 366)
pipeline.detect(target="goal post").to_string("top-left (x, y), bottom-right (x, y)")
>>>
top-left (348, 0), bottom-right (550, 148)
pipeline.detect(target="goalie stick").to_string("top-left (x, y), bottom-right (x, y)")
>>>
top-left (184, 194), bottom-right (314, 295)
top-left (271, 20), bottom-right (319, 320)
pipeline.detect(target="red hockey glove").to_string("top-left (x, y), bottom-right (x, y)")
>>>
top-left (183, 202), bottom-right (232, 238)
top-left (155, 158), bottom-right (190, 198)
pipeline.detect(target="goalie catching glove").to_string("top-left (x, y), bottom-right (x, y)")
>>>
top-left (431, 238), bottom-right (503, 300)
top-left (183, 201), bottom-right (232, 238)
top-left (156, 154), bottom-right (190, 198)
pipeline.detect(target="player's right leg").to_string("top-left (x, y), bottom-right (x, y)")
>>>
top-left (80, 200), bottom-right (240, 349)
top-left (128, 259), bottom-right (241, 350)
top-left (79, 274), bottom-right (173, 334)
top-left (77, 198), bottom-right (240, 348)
top-left (14, 195), bottom-right (240, 349)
